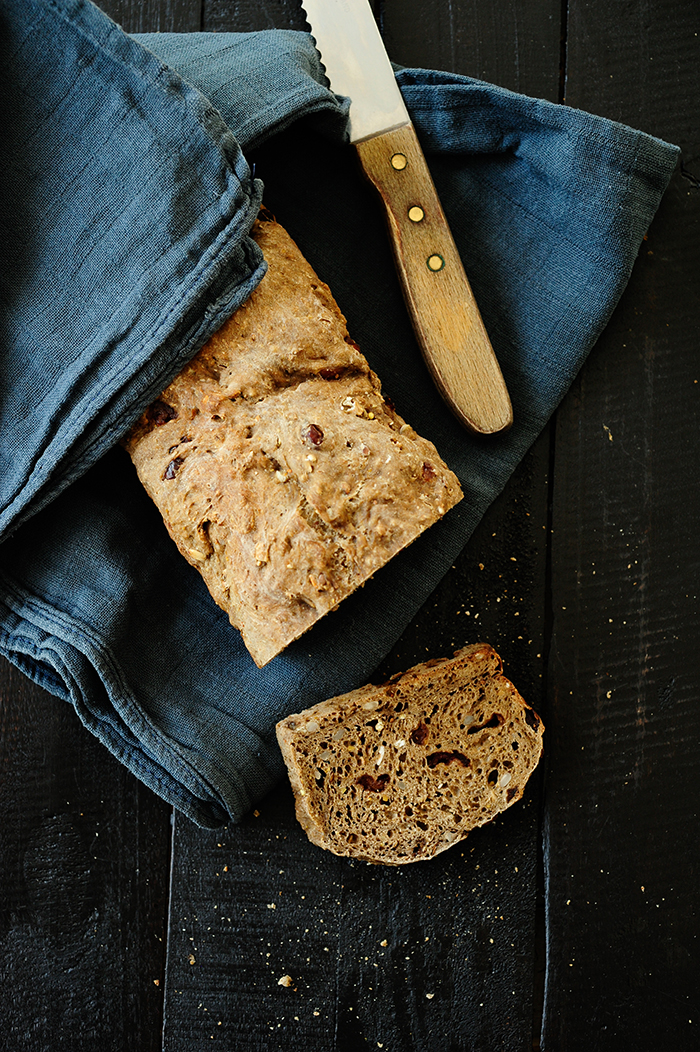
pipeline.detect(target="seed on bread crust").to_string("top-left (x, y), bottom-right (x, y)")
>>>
top-left (123, 216), bottom-right (462, 667)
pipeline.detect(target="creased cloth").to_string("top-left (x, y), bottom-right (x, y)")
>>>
top-left (0, 0), bottom-right (679, 825)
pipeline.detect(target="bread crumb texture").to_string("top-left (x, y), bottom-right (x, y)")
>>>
top-left (123, 215), bottom-right (462, 666)
top-left (276, 643), bottom-right (544, 865)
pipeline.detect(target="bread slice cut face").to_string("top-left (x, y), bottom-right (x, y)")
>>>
top-left (276, 643), bottom-right (543, 865)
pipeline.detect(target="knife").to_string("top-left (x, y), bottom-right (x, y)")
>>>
top-left (301, 0), bottom-right (513, 435)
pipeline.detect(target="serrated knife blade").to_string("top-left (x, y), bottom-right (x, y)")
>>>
top-left (301, 0), bottom-right (512, 435)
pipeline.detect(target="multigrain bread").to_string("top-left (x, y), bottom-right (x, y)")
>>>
top-left (275, 643), bottom-right (543, 864)
top-left (123, 214), bottom-right (462, 667)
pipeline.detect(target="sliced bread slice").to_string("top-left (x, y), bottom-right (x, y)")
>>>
top-left (275, 643), bottom-right (543, 864)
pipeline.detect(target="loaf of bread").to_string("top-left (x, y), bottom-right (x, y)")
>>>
top-left (123, 214), bottom-right (462, 667)
top-left (275, 643), bottom-right (543, 864)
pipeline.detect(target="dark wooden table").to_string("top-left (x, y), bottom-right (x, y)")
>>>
top-left (2, 1), bottom-right (698, 1049)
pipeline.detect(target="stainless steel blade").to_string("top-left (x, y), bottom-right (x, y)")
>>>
top-left (302, 0), bottom-right (409, 142)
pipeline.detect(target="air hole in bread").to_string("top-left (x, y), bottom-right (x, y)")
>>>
top-left (467, 713), bottom-right (504, 733)
top-left (427, 750), bottom-right (470, 769)
top-left (525, 708), bottom-right (540, 730)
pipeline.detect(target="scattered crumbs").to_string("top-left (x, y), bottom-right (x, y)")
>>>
top-left (278, 975), bottom-right (293, 987)
top-left (267, 903), bottom-right (277, 910)
top-left (189, 955), bottom-right (195, 965)
top-left (253, 810), bottom-right (260, 817)
top-left (153, 979), bottom-right (160, 986)
top-left (426, 993), bottom-right (435, 1000)
top-left (380, 939), bottom-right (388, 947)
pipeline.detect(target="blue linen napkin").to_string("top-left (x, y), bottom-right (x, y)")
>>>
top-left (0, 0), bottom-right (679, 825)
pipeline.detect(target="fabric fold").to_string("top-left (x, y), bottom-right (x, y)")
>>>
top-left (0, 8), bottom-right (679, 825)
top-left (0, 0), bottom-right (266, 542)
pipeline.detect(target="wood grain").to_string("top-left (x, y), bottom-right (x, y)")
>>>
top-left (100, 0), bottom-right (202, 32)
top-left (0, 4), bottom-right (177, 1050)
top-left (540, 1), bottom-right (700, 1047)
top-left (203, 0), bottom-right (309, 33)
top-left (0, 664), bottom-right (172, 1052)
top-left (355, 123), bottom-right (513, 434)
top-left (2, 1), bottom-right (696, 1050)
top-left (381, 0), bottom-right (563, 103)
top-left (159, 2), bottom-right (555, 1049)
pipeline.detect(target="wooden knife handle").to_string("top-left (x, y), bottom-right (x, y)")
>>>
top-left (355, 122), bottom-right (513, 435)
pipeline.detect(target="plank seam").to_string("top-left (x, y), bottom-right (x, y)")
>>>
top-left (559, 0), bottom-right (569, 103)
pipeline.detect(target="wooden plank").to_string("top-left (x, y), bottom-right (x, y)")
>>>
top-left (163, 432), bottom-right (551, 1052)
top-left (100, 0), bottom-right (202, 33)
top-left (0, 661), bottom-right (172, 1051)
top-left (541, 0), bottom-right (700, 1047)
top-left (0, 6), bottom-right (180, 1050)
top-left (203, 0), bottom-right (308, 33)
top-left (382, 0), bottom-right (562, 102)
top-left (159, 2), bottom-right (560, 1049)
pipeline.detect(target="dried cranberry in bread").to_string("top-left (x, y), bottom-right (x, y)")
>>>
top-left (123, 214), bottom-right (462, 667)
top-left (275, 643), bottom-right (543, 864)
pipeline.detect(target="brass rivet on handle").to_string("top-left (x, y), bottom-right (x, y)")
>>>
top-left (390, 152), bottom-right (407, 170)
top-left (408, 205), bottom-right (425, 223)
top-left (427, 253), bottom-right (445, 271)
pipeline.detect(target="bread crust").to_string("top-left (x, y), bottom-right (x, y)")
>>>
top-left (123, 215), bottom-right (462, 666)
top-left (276, 644), bottom-right (544, 864)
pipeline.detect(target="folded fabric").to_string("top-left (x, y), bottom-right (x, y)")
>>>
top-left (0, 0), bottom-right (679, 825)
